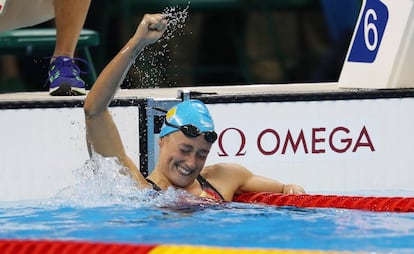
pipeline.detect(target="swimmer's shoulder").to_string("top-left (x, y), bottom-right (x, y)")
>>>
top-left (201, 163), bottom-right (249, 187)
top-left (201, 163), bottom-right (249, 201)
top-left (203, 163), bottom-right (251, 176)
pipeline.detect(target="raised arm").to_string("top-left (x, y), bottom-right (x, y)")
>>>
top-left (85, 14), bottom-right (167, 115)
top-left (83, 14), bottom-right (167, 185)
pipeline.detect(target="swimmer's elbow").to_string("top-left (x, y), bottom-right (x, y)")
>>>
top-left (83, 100), bottom-right (94, 118)
top-left (83, 101), bottom-right (105, 119)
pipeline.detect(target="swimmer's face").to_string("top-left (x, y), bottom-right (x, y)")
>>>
top-left (158, 131), bottom-right (212, 187)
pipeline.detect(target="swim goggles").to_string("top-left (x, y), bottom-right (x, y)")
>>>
top-left (164, 118), bottom-right (218, 143)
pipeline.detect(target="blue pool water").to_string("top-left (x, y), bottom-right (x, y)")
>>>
top-left (1, 200), bottom-right (414, 253)
top-left (1, 156), bottom-right (414, 253)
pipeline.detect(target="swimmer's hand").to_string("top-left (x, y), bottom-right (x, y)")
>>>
top-left (134, 13), bottom-right (167, 46)
top-left (282, 184), bottom-right (306, 194)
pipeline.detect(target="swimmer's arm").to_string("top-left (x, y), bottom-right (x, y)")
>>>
top-left (241, 174), bottom-right (306, 194)
top-left (84, 14), bottom-right (167, 115)
top-left (84, 110), bottom-right (148, 187)
top-left (83, 14), bottom-right (166, 187)
top-left (217, 163), bottom-right (306, 196)
top-left (84, 14), bottom-right (167, 157)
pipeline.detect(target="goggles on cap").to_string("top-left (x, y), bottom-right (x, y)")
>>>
top-left (164, 118), bottom-right (218, 143)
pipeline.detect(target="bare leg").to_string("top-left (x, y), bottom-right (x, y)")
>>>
top-left (52, 0), bottom-right (91, 58)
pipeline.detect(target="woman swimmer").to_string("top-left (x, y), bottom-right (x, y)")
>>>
top-left (83, 13), bottom-right (305, 202)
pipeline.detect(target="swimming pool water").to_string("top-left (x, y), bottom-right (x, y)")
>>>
top-left (1, 156), bottom-right (413, 253)
top-left (1, 200), bottom-right (414, 253)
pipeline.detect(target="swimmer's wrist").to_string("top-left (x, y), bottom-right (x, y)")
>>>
top-left (126, 38), bottom-right (147, 57)
top-left (281, 184), bottom-right (286, 194)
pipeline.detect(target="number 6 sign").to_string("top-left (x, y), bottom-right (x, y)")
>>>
top-left (339, 0), bottom-right (414, 88)
top-left (348, 0), bottom-right (388, 63)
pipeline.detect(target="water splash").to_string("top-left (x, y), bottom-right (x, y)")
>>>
top-left (162, 4), bottom-right (190, 42)
top-left (132, 4), bottom-right (190, 88)
top-left (47, 153), bottom-right (145, 207)
top-left (47, 152), bottom-right (220, 211)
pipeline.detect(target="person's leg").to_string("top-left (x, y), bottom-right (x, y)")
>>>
top-left (48, 0), bottom-right (92, 96)
top-left (52, 0), bottom-right (91, 57)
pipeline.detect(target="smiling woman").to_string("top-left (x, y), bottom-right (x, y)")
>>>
top-left (83, 13), bottom-right (305, 203)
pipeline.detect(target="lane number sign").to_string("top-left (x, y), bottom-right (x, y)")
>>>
top-left (348, 0), bottom-right (389, 63)
top-left (339, 0), bottom-right (414, 88)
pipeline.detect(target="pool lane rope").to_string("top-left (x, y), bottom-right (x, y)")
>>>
top-left (0, 239), bottom-right (361, 254)
top-left (233, 192), bottom-right (414, 212)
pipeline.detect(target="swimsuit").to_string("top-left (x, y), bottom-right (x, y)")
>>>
top-left (196, 175), bottom-right (225, 201)
top-left (146, 175), bottom-right (225, 201)
top-left (146, 178), bottom-right (162, 192)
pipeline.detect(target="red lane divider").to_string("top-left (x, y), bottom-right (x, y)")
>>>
top-left (0, 240), bottom-right (156, 254)
top-left (233, 192), bottom-right (414, 212)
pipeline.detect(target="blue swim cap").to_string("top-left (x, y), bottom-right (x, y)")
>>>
top-left (159, 99), bottom-right (215, 138)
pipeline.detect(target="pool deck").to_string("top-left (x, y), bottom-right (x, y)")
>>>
top-left (0, 82), bottom-right (344, 102)
top-left (2, 81), bottom-right (414, 109)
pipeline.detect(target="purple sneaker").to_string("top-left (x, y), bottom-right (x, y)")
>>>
top-left (48, 56), bottom-right (88, 96)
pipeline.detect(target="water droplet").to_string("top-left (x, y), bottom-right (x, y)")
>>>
top-left (131, 4), bottom-right (190, 88)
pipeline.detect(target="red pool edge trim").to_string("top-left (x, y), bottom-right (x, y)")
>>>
top-left (233, 192), bottom-right (414, 212)
top-left (0, 239), bottom-right (360, 254)
top-left (0, 239), bottom-right (157, 254)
